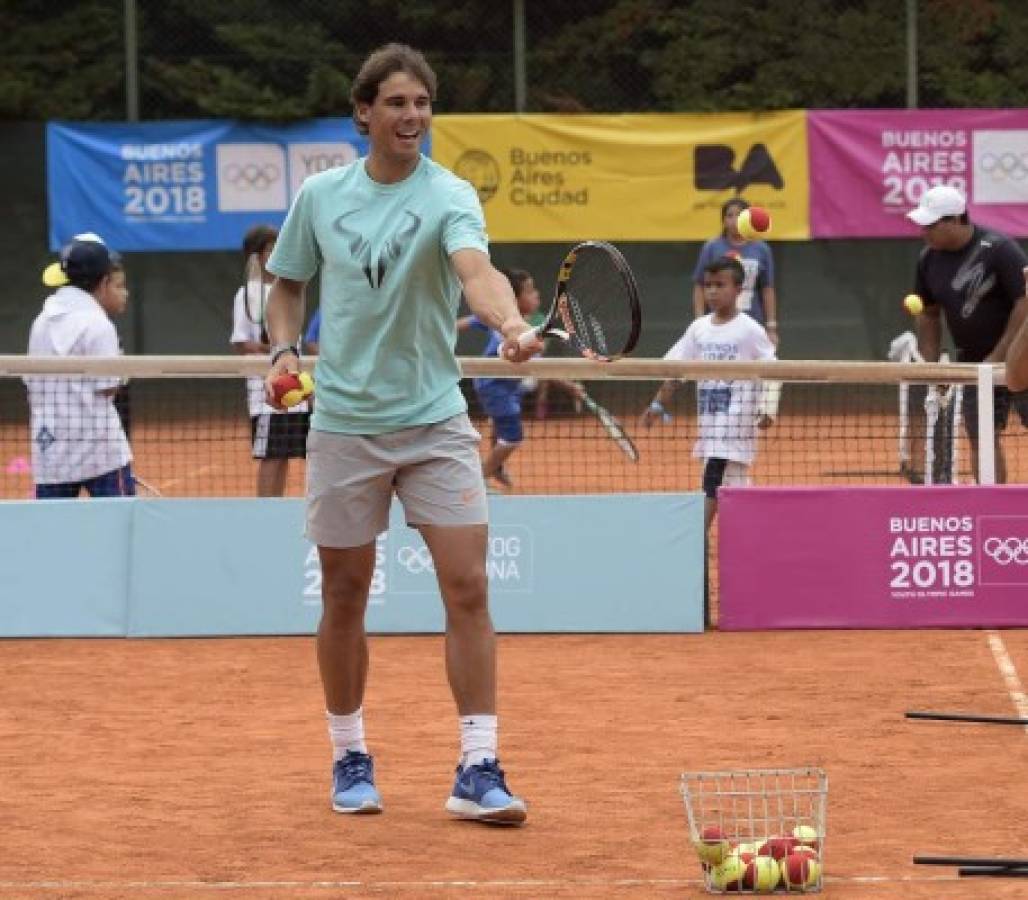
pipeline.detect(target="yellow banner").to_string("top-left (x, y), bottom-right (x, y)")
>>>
top-left (431, 112), bottom-right (809, 241)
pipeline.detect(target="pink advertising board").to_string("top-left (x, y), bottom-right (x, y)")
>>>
top-left (808, 109), bottom-right (1028, 237)
top-left (719, 486), bottom-right (1028, 630)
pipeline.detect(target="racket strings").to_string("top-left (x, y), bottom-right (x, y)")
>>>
top-left (564, 250), bottom-right (635, 358)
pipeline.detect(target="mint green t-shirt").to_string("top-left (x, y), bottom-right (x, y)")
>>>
top-left (267, 155), bottom-right (489, 434)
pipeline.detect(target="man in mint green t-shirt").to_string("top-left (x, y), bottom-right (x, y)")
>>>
top-left (264, 43), bottom-right (540, 825)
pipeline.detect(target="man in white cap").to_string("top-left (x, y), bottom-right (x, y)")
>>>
top-left (908, 185), bottom-right (1028, 483)
top-left (26, 233), bottom-right (134, 498)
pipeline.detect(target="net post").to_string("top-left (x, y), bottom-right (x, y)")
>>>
top-left (976, 364), bottom-right (995, 485)
top-left (923, 385), bottom-right (939, 485)
top-left (951, 387), bottom-right (963, 484)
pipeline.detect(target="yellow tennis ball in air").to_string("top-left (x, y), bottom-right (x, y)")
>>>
top-left (903, 293), bottom-right (924, 316)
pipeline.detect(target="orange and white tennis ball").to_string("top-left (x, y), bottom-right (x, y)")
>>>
top-left (743, 854), bottom-right (782, 893)
top-left (737, 206), bottom-right (772, 240)
top-left (271, 371), bottom-right (314, 408)
top-left (780, 851), bottom-right (822, 891)
top-left (695, 825), bottom-right (731, 865)
top-left (903, 293), bottom-right (924, 316)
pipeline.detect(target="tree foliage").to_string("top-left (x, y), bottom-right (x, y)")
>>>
top-left (2, 0), bottom-right (1028, 121)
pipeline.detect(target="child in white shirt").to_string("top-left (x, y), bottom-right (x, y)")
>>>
top-left (642, 256), bottom-right (777, 531)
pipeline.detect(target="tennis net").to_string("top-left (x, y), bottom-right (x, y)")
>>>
top-left (0, 355), bottom-right (1022, 500)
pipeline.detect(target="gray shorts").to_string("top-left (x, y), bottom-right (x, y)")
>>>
top-left (305, 413), bottom-right (488, 548)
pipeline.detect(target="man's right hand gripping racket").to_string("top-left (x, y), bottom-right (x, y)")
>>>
top-left (516, 240), bottom-right (642, 361)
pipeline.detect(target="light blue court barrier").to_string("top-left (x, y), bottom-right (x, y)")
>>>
top-left (0, 494), bottom-right (704, 637)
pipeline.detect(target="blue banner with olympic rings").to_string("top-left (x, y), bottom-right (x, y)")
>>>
top-left (46, 119), bottom-right (381, 251)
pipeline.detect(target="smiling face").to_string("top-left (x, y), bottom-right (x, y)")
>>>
top-left (358, 71), bottom-right (432, 178)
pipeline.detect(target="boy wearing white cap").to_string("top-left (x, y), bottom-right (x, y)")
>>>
top-left (26, 233), bottom-right (134, 498)
top-left (908, 185), bottom-right (1028, 483)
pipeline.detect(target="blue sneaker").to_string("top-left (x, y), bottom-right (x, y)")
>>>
top-left (445, 758), bottom-right (527, 825)
top-left (331, 750), bottom-right (382, 814)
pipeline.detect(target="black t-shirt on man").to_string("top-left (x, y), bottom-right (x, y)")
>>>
top-left (914, 225), bottom-right (1028, 362)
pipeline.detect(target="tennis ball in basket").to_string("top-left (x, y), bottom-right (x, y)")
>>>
top-left (780, 852), bottom-right (822, 890)
top-left (758, 836), bottom-right (798, 861)
top-left (271, 371), bottom-right (314, 408)
top-left (709, 854), bottom-right (746, 891)
top-left (743, 855), bottom-right (782, 892)
top-left (695, 825), bottom-right (731, 865)
top-left (791, 845), bottom-right (819, 862)
top-left (791, 824), bottom-right (820, 850)
top-left (903, 293), bottom-right (924, 316)
top-left (737, 206), bottom-right (772, 240)
top-left (735, 841), bottom-right (760, 861)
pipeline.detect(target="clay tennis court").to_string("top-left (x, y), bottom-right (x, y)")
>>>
top-left (2, 383), bottom-right (1027, 896)
top-left (2, 630), bottom-right (1027, 898)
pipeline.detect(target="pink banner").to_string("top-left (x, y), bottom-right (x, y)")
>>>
top-left (808, 109), bottom-right (1028, 237)
top-left (719, 486), bottom-right (1028, 629)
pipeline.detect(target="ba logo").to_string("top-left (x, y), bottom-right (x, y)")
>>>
top-left (454, 150), bottom-right (501, 204)
top-left (694, 143), bottom-right (784, 193)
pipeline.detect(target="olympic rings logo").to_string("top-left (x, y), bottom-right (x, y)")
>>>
top-left (397, 545), bottom-right (434, 574)
top-left (979, 152), bottom-right (1028, 181)
top-left (983, 537), bottom-right (1028, 566)
top-left (222, 162), bottom-right (281, 190)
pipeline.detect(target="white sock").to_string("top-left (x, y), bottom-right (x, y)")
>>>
top-left (326, 708), bottom-right (367, 761)
top-left (459, 714), bottom-right (498, 768)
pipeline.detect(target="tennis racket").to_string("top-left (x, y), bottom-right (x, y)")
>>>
top-left (243, 251), bottom-right (268, 340)
top-left (518, 241), bottom-right (641, 361)
top-left (578, 389), bottom-right (639, 462)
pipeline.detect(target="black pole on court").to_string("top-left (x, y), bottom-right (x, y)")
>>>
top-left (915, 855), bottom-right (1028, 868)
top-left (958, 866), bottom-right (1028, 878)
top-left (905, 710), bottom-right (1028, 726)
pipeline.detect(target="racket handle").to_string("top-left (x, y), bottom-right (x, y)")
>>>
top-left (497, 325), bottom-right (546, 356)
top-left (517, 325), bottom-right (544, 348)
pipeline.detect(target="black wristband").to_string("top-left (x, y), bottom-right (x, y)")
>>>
top-left (270, 344), bottom-right (299, 365)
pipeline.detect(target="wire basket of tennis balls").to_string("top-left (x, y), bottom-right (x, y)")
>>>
top-left (680, 767), bottom-right (827, 894)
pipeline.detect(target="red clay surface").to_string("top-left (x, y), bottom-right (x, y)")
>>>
top-left (1, 632), bottom-right (1026, 898)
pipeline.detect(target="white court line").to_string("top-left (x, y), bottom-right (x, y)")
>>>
top-left (0, 874), bottom-right (966, 893)
top-left (986, 630), bottom-right (1028, 735)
